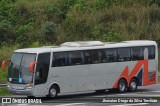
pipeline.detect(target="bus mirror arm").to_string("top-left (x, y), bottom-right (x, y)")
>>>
top-left (1, 59), bottom-right (11, 70)
top-left (29, 62), bottom-right (37, 73)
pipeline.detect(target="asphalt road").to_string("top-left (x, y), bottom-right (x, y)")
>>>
top-left (2, 83), bottom-right (160, 106)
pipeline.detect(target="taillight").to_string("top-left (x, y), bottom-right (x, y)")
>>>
top-left (26, 84), bottom-right (33, 89)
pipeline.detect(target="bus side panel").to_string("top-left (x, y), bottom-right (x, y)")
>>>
top-left (146, 60), bottom-right (157, 85)
top-left (110, 61), bottom-right (137, 88)
top-left (49, 67), bottom-right (77, 93)
top-left (90, 63), bottom-right (118, 90)
top-left (90, 62), bottom-right (139, 90)
top-left (112, 60), bottom-right (157, 89)
top-left (76, 65), bottom-right (90, 92)
top-left (49, 65), bottom-right (90, 93)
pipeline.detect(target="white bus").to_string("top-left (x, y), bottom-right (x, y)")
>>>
top-left (2, 40), bottom-right (158, 97)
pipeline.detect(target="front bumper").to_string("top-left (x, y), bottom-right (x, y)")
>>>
top-left (8, 88), bottom-right (34, 96)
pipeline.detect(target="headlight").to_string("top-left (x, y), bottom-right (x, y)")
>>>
top-left (7, 82), bottom-right (11, 88)
top-left (25, 84), bottom-right (32, 89)
top-left (7, 84), bottom-right (11, 88)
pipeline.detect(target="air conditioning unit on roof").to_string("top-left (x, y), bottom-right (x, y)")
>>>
top-left (61, 41), bottom-right (105, 47)
top-left (41, 46), bottom-right (58, 48)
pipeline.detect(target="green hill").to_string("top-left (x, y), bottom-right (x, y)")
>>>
top-left (1, 0), bottom-right (160, 47)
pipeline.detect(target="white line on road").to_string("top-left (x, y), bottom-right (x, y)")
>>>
top-left (8, 104), bottom-right (29, 106)
top-left (117, 93), bottom-right (160, 97)
top-left (110, 103), bottom-right (149, 106)
top-left (8, 103), bottom-right (86, 106)
top-left (149, 91), bottom-right (160, 93)
top-left (54, 103), bottom-right (86, 106)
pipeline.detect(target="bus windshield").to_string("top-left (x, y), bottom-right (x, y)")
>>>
top-left (8, 53), bottom-right (36, 84)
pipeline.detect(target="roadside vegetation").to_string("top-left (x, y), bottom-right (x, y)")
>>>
top-left (1, 0), bottom-right (160, 46)
top-left (0, 88), bottom-right (11, 96)
top-left (0, 0), bottom-right (160, 84)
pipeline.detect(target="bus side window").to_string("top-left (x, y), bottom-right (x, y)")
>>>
top-left (100, 50), bottom-right (107, 63)
top-left (131, 47), bottom-right (143, 61)
top-left (85, 50), bottom-right (99, 64)
top-left (106, 49), bottom-right (117, 62)
top-left (90, 50), bottom-right (99, 64)
top-left (84, 51), bottom-right (91, 64)
top-left (68, 51), bottom-right (84, 65)
top-left (144, 46), bottom-right (155, 59)
top-left (52, 52), bottom-right (68, 67)
top-left (118, 48), bottom-right (131, 62)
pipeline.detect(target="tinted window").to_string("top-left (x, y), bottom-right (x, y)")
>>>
top-left (100, 50), bottom-right (107, 63)
top-left (68, 51), bottom-right (84, 65)
top-left (8, 53), bottom-right (22, 81)
top-left (131, 47), bottom-right (143, 60)
top-left (20, 54), bottom-right (36, 84)
top-left (106, 49), bottom-right (118, 62)
top-left (35, 53), bottom-right (50, 85)
top-left (118, 48), bottom-right (131, 61)
top-left (8, 53), bottom-right (36, 84)
top-left (145, 46), bottom-right (155, 59)
top-left (84, 50), bottom-right (100, 64)
top-left (52, 52), bottom-right (68, 67)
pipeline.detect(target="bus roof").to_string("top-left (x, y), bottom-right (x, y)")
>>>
top-left (15, 40), bottom-right (157, 54)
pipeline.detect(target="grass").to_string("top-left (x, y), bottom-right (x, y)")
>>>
top-left (152, 97), bottom-right (160, 100)
top-left (0, 69), bottom-right (7, 84)
top-left (0, 88), bottom-right (11, 96)
top-left (0, 45), bottom-right (17, 84)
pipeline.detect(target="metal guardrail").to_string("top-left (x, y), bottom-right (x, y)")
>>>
top-left (0, 84), bottom-right (7, 88)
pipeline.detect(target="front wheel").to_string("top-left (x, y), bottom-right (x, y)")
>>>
top-left (118, 79), bottom-right (127, 93)
top-left (48, 85), bottom-right (58, 98)
top-left (128, 79), bottom-right (137, 92)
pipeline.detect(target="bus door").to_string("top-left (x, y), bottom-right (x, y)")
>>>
top-left (34, 53), bottom-right (51, 96)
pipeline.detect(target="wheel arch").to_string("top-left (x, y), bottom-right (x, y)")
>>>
top-left (130, 76), bottom-right (139, 86)
top-left (49, 82), bottom-right (60, 93)
top-left (118, 77), bottom-right (128, 87)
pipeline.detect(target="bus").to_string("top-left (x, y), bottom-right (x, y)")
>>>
top-left (2, 40), bottom-right (158, 97)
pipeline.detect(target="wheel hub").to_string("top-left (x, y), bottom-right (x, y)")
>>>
top-left (130, 81), bottom-right (136, 90)
top-left (119, 82), bottom-right (125, 91)
top-left (50, 89), bottom-right (56, 97)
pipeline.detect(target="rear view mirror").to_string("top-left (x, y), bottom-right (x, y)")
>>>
top-left (1, 59), bottom-right (11, 70)
top-left (29, 62), bottom-right (37, 73)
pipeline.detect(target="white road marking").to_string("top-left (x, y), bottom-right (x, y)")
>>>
top-left (149, 91), bottom-right (160, 93)
top-left (91, 92), bottom-right (160, 97)
top-left (8, 104), bottom-right (29, 106)
top-left (54, 103), bottom-right (86, 106)
top-left (110, 103), bottom-right (149, 106)
top-left (117, 93), bottom-right (160, 97)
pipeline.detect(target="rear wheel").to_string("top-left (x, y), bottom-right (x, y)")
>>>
top-left (129, 79), bottom-right (137, 92)
top-left (118, 79), bottom-right (127, 93)
top-left (48, 85), bottom-right (58, 98)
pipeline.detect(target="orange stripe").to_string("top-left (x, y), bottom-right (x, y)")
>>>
top-left (112, 60), bottom-right (156, 88)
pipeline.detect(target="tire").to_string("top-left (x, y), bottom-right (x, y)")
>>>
top-left (129, 79), bottom-right (137, 92)
top-left (118, 79), bottom-right (127, 93)
top-left (48, 85), bottom-right (58, 98)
